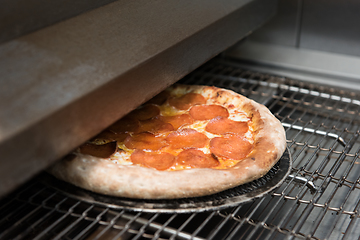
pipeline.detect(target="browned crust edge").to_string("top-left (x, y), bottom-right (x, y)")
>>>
top-left (48, 85), bottom-right (286, 199)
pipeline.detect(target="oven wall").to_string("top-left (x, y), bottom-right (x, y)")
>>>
top-left (249, 0), bottom-right (360, 57)
top-left (226, 0), bottom-right (360, 91)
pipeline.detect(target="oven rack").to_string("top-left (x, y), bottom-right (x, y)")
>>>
top-left (1, 57), bottom-right (359, 240)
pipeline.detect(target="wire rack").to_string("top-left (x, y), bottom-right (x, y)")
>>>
top-left (1, 58), bottom-right (359, 240)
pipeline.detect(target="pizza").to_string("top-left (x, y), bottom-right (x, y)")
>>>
top-left (48, 84), bottom-right (286, 199)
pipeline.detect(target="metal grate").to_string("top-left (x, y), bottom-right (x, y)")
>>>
top-left (1, 57), bottom-right (360, 240)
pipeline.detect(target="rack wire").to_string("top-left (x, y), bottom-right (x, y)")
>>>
top-left (1, 57), bottom-right (359, 240)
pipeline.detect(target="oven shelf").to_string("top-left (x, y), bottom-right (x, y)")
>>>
top-left (1, 57), bottom-right (359, 240)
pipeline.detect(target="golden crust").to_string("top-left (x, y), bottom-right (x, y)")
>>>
top-left (48, 85), bottom-right (286, 199)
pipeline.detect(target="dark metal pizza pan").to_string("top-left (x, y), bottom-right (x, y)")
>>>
top-left (42, 148), bottom-right (292, 213)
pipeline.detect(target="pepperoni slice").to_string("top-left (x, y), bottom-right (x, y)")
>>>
top-left (166, 128), bottom-right (209, 149)
top-left (206, 117), bottom-right (248, 135)
top-left (210, 135), bottom-right (253, 160)
top-left (108, 118), bottom-right (140, 134)
top-left (124, 132), bottom-right (168, 150)
top-left (189, 104), bottom-right (229, 120)
top-left (139, 118), bottom-right (174, 133)
top-left (79, 141), bottom-right (117, 158)
top-left (176, 149), bottom-right (219, 168)
top-left (127, 104), bottom-right (160, 120)
top-left (94, 130), bottom-right (128, 142)
top-left (146, 91), bottom-right (170, 105)
top-left (168, 93), bottom-right (206, 110)
top-left (157, 114), bottom-right (194, 130)
top-left (131, 150), bottom-right (175, 170)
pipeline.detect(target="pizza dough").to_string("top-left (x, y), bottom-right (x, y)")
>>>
top-left (48, 85), bottom-right (286, 199)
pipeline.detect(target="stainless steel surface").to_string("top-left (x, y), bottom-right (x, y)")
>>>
top-left (41, 149), bottom-right (290, 213)
top-left (300, 0), bottom-right (360, 57)
top-left (226, 41), bottom-right (360, 91)
top-left (0, 0), bottom-right (117, 44)
top-left (250, 0), bottom-right (360, 56)
top-left (1, 58), bottom-right (359, 239)
top-left (249, 0), bottom-right (302, 47)
top-left (0, 0), bottom-right (276, 197)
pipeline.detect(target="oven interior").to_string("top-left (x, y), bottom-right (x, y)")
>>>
top-left (1, 57), bottom-right (360, 239)
top-left (1, 0), bottom-right (360, 239)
